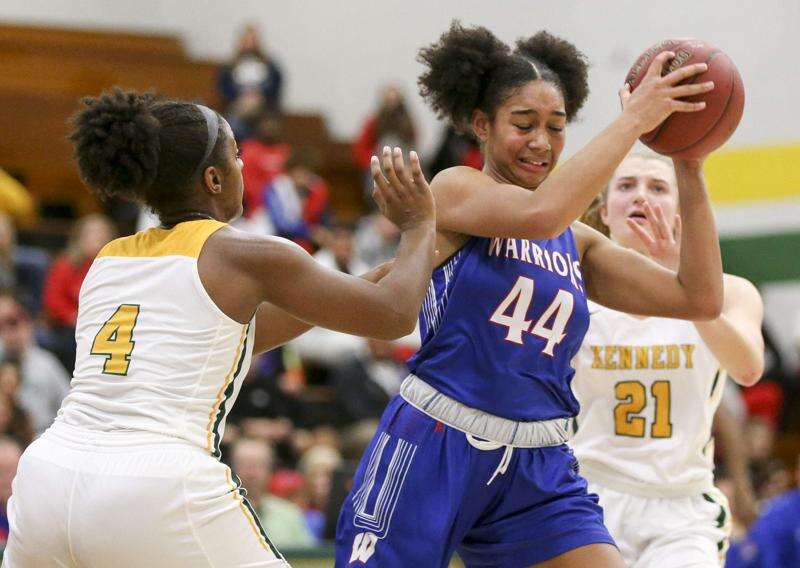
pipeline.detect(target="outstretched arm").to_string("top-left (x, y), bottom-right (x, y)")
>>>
top-left (206, 148), bottom-right (436, 341)
top-left (252, 261), bottom-right (393, 354)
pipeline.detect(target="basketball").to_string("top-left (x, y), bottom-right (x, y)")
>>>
top-left (625, 39), bottom-right (745, 160)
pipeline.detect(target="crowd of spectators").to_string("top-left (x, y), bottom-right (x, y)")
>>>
top-left (0, 23), bottom-right (796, 564)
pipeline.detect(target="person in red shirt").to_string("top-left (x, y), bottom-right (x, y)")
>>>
top-left (263, 149), bottom-right (330, 253)
top-left (42, 214), bottom-right (115, 371)
top-left (353, 85), bottom-right (417, 207)
top-left (240, 112), bottom-right (291, 216)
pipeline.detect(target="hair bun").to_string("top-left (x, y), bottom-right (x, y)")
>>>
top-left (418, 21), bottom-right (510, 130)
top-left (70, 88), bottom-right (161, 200)
top-left (515, 32), bottom-right (589, 120)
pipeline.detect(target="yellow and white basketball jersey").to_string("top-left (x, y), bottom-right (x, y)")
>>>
top-left (571, 301), bottom-right (725, 497)
top-left (56, 220), bottom-right (254, 458)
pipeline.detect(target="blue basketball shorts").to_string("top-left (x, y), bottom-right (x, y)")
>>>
top-left (335, 396), bottom-right (615, 567)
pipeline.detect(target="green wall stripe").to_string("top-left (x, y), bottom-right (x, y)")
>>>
top-left (720, 232), bottom-right (800, 284)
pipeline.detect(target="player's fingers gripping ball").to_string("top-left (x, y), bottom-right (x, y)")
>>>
top-left (626, 39), bottom-right (745, 159)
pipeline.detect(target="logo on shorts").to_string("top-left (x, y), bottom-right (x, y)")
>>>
top-left (350, 531), bottom-right (378, 563)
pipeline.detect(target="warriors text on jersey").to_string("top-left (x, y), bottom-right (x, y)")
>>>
top-left (55, 219), bottom-right (255, 457)
top-left (570, 301), bottom-right (726, 496)
top-left (408, 229), bottom-right (589, 421)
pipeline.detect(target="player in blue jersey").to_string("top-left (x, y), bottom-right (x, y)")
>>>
top-left (335, 22), bottom-right (722, 568)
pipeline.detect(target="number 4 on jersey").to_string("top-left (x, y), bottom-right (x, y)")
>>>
top-left (90, 304), bottom-right (140, 375)
top-left (489, 276), bottom-right (574, 356)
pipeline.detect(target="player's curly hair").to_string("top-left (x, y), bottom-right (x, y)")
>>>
top-left (418, 21), bottom-right (589, 132)
top-left (69, 88), bottom-right (226, 218)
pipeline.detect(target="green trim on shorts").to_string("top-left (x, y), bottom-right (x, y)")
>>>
top-left (233, 471), bottom-right (285, 560)
top-left (702, 492), bottom-right (727, 528)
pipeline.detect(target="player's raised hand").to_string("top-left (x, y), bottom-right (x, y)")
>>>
top-left (627, 201), bottom-right (681, 270)
top-left (620, 51), bottom-right (715, 134)
top-left (371, 146), bottom-right (435, 231)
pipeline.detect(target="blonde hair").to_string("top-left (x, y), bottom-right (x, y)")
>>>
top-left (579, 150), bottom-right (675, 237)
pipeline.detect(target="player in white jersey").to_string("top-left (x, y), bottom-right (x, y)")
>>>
top-left (3, 89), bottom-right (436, 567)
top-left (571, 152), bottom-right (764, 568)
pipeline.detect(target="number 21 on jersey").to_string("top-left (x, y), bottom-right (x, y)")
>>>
top-left (614, 380), bottom-right (672, 438)
top-left (489, 276), bottom-right (574, 356)
top-left (90, 304), bottom-right (140, 375)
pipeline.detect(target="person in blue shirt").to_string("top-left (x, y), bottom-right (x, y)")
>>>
top-left (335, 22), bottom-right (722, 568)
top-left (727, 465), bottom-right (800, 568)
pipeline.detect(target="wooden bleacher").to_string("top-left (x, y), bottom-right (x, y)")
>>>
top-left (0, 23), bottom-right (364, 228)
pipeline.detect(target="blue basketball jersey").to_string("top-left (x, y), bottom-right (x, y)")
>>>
top-left (408, 229), bottom-right (589, 421)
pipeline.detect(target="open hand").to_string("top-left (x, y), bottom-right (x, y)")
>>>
top-left (627, 201), bottom-right (681, 270)
top-left (371, 146), bottom-right (435, 231)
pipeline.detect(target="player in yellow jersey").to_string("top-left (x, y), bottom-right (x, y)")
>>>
top-left (571, 152), bottom-right (764, 567)
top-left (3, 89), bottom-right (436, 567)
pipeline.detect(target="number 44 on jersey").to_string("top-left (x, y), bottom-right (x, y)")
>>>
top-left (489, 276), bottom-right (574, 356)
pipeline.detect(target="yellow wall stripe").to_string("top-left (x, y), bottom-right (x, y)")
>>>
top-left (704, 143), bottom-right (800, 204)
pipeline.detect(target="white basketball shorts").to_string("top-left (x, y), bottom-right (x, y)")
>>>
top-left (590, 482), bottom-right (731, 568)
top-left (3, 425), bottom-right (288, 567)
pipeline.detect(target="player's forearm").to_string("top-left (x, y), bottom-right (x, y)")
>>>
top-left (376, 222), bottom-right (436, 335)
top-left (532, 113), bottom-right (642, 236)
top-left (253, 260), bottom-right (397, 353)
top-left (695, 315), bottom-right (763, 386)
top-left (673, 161), bottom-right (723, 319)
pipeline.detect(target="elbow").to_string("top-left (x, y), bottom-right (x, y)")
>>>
top-left (391, 313), bottom-right (418, 339)
top-left (732, 369), bottom-right (762, 387)
top-left (373, 310), bottom-right (417, 341)
top-left (690, 295), bottom-right (723, 321)
top-left (731, 360), bottom-right (764, 387)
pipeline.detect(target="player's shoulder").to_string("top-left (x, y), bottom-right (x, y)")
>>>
top-left (430, 166), bottom-right (490, 194)
top-left (204, 225), bottom-right (307, 269)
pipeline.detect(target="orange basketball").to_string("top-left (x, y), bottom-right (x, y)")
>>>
top-left (626, 39), bottom-right (745, 160)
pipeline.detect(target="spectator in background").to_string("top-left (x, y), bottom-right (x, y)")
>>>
top-left (726, 455), bottom-right (800, 568)
top-left (298, 443), bottom-right (342, 540)
top-left (0, 168), bottom-right (36, 229)
top-left (239, 112), bottom-right (290, 218)
top-left (0, 436), bottom-right (21, 546)
top-left (264, 149), bottom-right (330, 253)
top-left (331, 338), bottom-right (411, 425)
top-left (746, 415), bottom-right (792, 501)
top-left (218, 24), bottom-right (284, 139)
top-left (0, 291), bottom-right (69, 435)
top-left (427, 124), bottom-right (484, 178)
top-left (353, 84), bottom-right (417, 205)
top-left (354, 212), bottom-right (399, 268)
top-left (0, 360), bottom-right (34, 447)
top-left (0, 211), bottom-right (48, 315)
top-left (42, 214), bottom-right (115, 372)
top-left (231, 437), bottom-right (316, 550)
top-left (313, 223), bottom-right (367, 276)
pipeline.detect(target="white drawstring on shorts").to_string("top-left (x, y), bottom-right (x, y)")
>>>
top-left (465, 434), bottom-right (514, 486)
